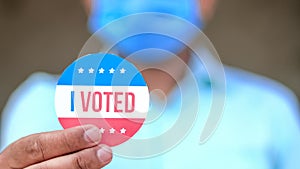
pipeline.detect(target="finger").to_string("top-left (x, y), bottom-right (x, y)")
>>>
top-left (25, 145), bottom-right (112, 169)
top-left (1, 125), bottom-right (101, 168)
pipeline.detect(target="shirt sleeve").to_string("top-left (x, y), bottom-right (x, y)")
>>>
top-left (269, 87), bottom-right (300, 169)
top-left (0, 73), bottom-right (63, 151)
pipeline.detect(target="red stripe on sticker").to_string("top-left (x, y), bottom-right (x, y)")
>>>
top-left (58, 118), bottom-right (145, 146)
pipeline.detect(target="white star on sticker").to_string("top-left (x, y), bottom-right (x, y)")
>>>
top-left (100, 128), bottom-right (105, 134)
top-left (98, 68), bottom-right (105, 74)
top-left (88, 68), bottom-right (94, 74)
top-left (78, 67), bottom-right (84, 74)
top-left (109, 128), bottom-right (116, 134)
top-left (120, 68), bottom-right (126, 74)
top-left (120, 128), bottom-right (126, 134)
top-left (109, 68), bottom-right (115, 74)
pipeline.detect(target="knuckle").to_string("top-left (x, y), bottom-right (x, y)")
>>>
top-left (61, 132), bottom-right (75, 152)
top-left (25, 135), bottom-right (46, 161)
top-left (72, 155), bottom-right (89, 169)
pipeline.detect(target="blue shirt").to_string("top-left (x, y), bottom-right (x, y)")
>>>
top-left (1, 58), bottom-right (300, 169)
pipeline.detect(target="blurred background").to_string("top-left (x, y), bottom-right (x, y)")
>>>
top-left (0, 0), bottom-right (299, 115)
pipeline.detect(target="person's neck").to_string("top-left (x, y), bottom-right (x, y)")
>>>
top-left (138, 49), bottom-right (191, 96)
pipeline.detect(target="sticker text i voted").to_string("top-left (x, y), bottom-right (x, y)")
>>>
top-left (70, 90), bottom-right (135, 113)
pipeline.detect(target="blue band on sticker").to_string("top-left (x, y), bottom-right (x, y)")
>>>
top-left (57, 53), bottom-right (147, 86)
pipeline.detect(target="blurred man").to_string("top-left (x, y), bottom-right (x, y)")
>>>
top-left (1, 0), bottom-right (300, 169)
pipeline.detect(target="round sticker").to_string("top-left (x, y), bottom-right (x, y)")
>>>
top-left (55, 53), bottom-right (149, 146)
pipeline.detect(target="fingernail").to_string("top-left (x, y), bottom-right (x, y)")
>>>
top-left (84, 126), bottom-right (101, 144)
top-left (97, 145), bottom-right (112, 164)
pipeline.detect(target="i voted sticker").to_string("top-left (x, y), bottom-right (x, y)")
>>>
top-left (55, 53), bottom-right (149, 146)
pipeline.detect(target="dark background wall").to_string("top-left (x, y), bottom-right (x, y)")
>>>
top-left (0, 0), bottom-right (299, 115)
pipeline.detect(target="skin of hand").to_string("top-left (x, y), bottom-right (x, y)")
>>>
top-left (0, 125), bottom-right (112, 169)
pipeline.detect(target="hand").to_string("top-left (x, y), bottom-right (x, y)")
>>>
top-left (0, 125), bottom-right (112, 169)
